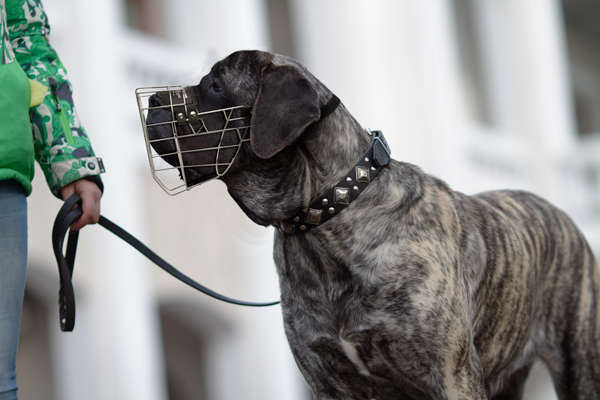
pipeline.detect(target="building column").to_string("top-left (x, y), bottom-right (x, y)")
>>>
top-left (507, 0), bottom-right (576, 202)
top-left (52, 0), bottom-right (168, 399)
top-left (288, 0), bottom-right (467, 185)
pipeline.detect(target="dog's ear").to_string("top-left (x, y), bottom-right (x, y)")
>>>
top-left (250, 65), bottom-right (321, 159)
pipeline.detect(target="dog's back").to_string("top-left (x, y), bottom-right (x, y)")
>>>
top-left (461, 189), bottom-right (600, 397)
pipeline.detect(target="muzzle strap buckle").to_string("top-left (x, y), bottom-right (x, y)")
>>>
top-left (166, 88), bottom-right (199, 126)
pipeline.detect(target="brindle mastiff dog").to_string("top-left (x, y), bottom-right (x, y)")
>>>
top-left (147, 50), bottom-right (600, 399)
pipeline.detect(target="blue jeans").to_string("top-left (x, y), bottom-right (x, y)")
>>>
top-left (0, 180), bottom-right (27, 400)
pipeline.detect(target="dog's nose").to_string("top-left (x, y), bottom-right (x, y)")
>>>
top-left (148, 95), bottom-right (160, 109)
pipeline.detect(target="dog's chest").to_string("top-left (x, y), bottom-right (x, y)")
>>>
top-left (275, 239), bottom-right (415, 390)
top-left (274, 241), bottom-right (375, 353)
top-left (282, 295), bottom-right (432, 399)
top-left (273, 221), bottom-right (467, 398)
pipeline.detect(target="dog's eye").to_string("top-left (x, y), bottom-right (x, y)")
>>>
top-left (211, 82), bottom-right (222, 93)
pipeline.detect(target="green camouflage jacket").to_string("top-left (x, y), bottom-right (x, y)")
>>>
top-left (0, 0), bottom-right (103, 197)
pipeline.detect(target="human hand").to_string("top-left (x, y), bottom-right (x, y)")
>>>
top-left (60, 179), bottom-right (103, 231)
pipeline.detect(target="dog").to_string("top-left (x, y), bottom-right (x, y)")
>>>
top-left (146, 50), bottom-right (600, 399)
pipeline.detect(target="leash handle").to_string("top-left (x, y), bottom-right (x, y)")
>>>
top-left (53, 194), bottom-right (280, 332)
top-left (52, 194), bottom-right (83, 332)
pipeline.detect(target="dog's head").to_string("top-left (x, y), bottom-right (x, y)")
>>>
top-left (147, 51), bottom-right (326, 183)
top-left (146, 50), bottom-right (365, 225)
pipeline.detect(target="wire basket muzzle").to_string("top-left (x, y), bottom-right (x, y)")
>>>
top-left (135, 86), bottom-right (251, 195)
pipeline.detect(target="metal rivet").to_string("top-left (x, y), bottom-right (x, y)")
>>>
top-left (190, 111), bottom-right (197, 117)
top-left (353, 186), bottom-right (359, 193)
top-left (355, 166), bottom-right (370, 183)
top-left (365, 157), bottom-right (370, 163)
top-left (88, 162), bottom-right (96, 170)
top-left (293, 216), bottom-right (300, 223)
top-left (371, 167), bottom-right (376, 171)
top-left (328, 207), bottom-right (335, 214)
top-left (300, 225), bottom-right (307, 231)
top-left (280, 221), bottom-right (296, 235)
top-left (305, 208), bottom-right (323, 225)
top-left (346, 177), bottom-right (353, 184)
top-left (333, 187), bottom-right (350, 205)
top-left (322, 198), bottom-right (329, 206)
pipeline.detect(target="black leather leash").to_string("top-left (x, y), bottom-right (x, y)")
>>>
top-left (53, 194), bottom-right (280, 332)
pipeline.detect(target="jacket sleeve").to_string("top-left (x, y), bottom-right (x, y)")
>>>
top-left (6, 0), bottom-right (104, 197)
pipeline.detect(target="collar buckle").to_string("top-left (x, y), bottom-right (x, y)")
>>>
top-left (372, 131), bottom-right (391, 168)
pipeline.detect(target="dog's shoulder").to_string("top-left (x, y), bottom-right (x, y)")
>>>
top-left (374, 160), bottom-right (453, 209)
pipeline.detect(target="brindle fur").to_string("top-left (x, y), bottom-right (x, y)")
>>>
top-left (147, 50), bottom-right (600, 399)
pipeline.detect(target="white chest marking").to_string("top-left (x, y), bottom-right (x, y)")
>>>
top-left (340, 338), bottom-right (370, 376)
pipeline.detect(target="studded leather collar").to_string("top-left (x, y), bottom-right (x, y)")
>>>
top-left (277, 130), bottom-right (391, 235)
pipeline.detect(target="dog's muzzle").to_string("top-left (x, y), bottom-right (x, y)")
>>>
top-left (135, 86), bottom-right (251, 195)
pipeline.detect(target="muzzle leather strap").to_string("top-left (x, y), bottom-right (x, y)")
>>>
top-left (278, 130), bottom-right (391, 235)
top-left (53, 195), bottom-right (280, 332)
top-left (319, 95), bottom-right (340, 120)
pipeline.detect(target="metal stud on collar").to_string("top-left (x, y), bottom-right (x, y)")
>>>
top-left (334, 187), bottom-right (351, 205)
top-left (356, 166), bottom-right (370, 182)
top-left (306, 209), bottom-right (323, 225)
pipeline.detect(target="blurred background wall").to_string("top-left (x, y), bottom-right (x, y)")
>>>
top-left (17, 0), bottom-right (600, 399)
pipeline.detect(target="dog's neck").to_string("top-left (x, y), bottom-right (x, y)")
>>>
top-left (267, 97), bottom-right (391, 234)
top-left (278, 127), bottom-right (390, 234)
top-left (301, 103), bottom-right (371, 191)
top-left (222, 97), bottom-right (379, 229)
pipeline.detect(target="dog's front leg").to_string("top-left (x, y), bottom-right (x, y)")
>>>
top-left (440, 344), bottom-right (489, 400)
top-left (384, 332), bottom-right (489, 400)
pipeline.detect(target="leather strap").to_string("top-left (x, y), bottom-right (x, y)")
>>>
top-left (278, 130), bottom-right (391, 235)
top-left (52, 194), bottom-right (81, 332)
top-left (319, 95), bottom-right (340, 120)
top-left (53, 195), bottom-right (280, 332)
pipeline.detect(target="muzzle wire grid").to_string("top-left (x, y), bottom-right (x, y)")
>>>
top-left (135, 86), bottom-right (251, 195)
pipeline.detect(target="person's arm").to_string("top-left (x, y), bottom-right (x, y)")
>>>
top-left (7, 0), bottom-right (104, 229)
top-left (7, 0), bottom-right (104, 198)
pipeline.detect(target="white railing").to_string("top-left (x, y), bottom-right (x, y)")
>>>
top-left (461, 124), bottom-right (531, 194)
top-left (461, 125), bottom-right (600, 256)
top-left (578, 133), bottom-right (600, 215)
